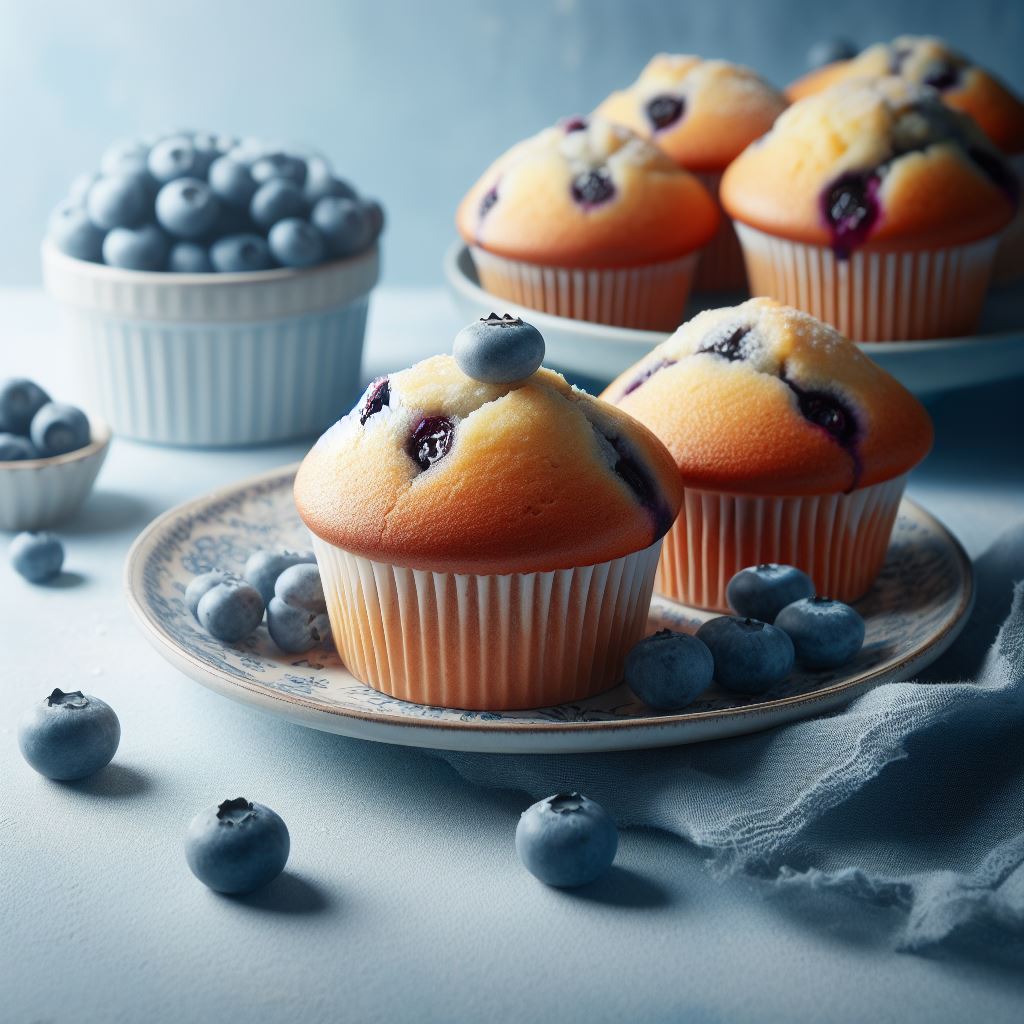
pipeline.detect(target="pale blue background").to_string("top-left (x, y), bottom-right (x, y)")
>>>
top-left (5, 0), bottom-right (1024, 286)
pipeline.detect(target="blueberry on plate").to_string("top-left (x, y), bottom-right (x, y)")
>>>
top-left (516, 792), bottom-right (618, 888)
top-left (243, 549), bottom-right (316, 605)
top-left (208, 156), bottom-right (258, 208)
top-left (454, 313), bottom-right (545, 385)
top-left (102, 224), bottom-right (169, 271)
top-left (210, 234), bottom-right (274, 273)
top-left (86, 172), bottom-right (151, 231)
top-left (250, 152), bottom-right (307, 187)
top-left (268, 217), bottom-right (326, 268)
top-left (250, 179), bottom-right (307, 230)
top-left (726, 563), bottom-right (815, 624)
top-left (696, 615), bottom-right (795, 694)
top-left (30, 401), bottom-right (91, 457)
top-left (624, 628), bottom-right (714, 710)
top-left (18, 688), bottom-right (120, 780)
top-left (155, 178), bottom-right (221, 240)
top-left (775, 596), bottom-right (866, 670)
top-left (168, 242), bottom-right (213, 274)
top-left (185, 570), bottom-right (238, 618)
top-left (310, 196), bottom-right (373, 257)
top-left (274, 562), bottom-right (327, 613)
top-left (196, 577), bottom-right (265, 643)
top-left (0, 377), bottom-right (51, 435)
top-left (10, 532), bottom-right (65, 583)
top-left (0, 433), bottom-right (38, 460)
top-left (185, 797), bottom-right (290, 895)
top-left (147, 135), bottom-right (204, 183)
top-left (267, 597), bottom-right (331, 654)
top-left (48, 201), bottom-right (105, 262)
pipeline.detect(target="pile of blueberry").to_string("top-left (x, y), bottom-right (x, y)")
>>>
top-left (187, 549), bottom-right (330, 654)
top-left (0, 378), bottom-right (90, 461)
top-left (626, 563), bottom-right (867, 711)
top-left (48, 131), bottom-right (384, 273)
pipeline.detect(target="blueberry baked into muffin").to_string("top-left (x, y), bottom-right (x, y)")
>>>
top-left (604, 297), bottom-right (933, 610)
top-left (721, 77), bottom-right (1017, 340)
top-left (456, 116), bottom-right (718, 330)
top-left (596, 55), bottom-right (788, 290)
top-left (295, 315), bottom-right (683, 710)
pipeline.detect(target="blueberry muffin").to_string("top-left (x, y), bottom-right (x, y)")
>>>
top-left (596, 55), bottom-right (787, 290)
top-left (721, 77), bottom-right (1017, 340)
top-left (295, 316), bottom-right (683, 709)
top-left (455, 115), bottom-right (718, 330)
top-left (603, 298), bottom-right (933, 610)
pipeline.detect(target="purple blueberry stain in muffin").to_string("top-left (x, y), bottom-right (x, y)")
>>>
top-left (359, 377), bottom-right (390, 425)
top-left (621, 357), bottom-right (677, 397)
top-left (479, 185), bottom-right (499, 220)
top-left (921, 60), bottom-right (961, 92)
top-left (571, 169), bottom-right (615, 209)
top-left (698, 323), bottom-right (755, 361)
top-left (591, 425), bottom-right (672, 535)
top-left (645, 94), bottom-right (686, 132)
top-left (561, 116), bottom-right (588, 133)
top-left (408, 416), bottom-right (455, 470)
top-left (783, 374), bottom-right (862, 487)
top-left (967, 146), bottom-right (1020, 203)
top-left (820, 171), bottom-right (881, 258)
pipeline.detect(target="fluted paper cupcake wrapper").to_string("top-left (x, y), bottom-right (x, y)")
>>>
top-left (656, 476), bottom-right (907, 612)
top-left (735, 224), bottom-right (999, 342)
top-left (311, 538), bottom-right (663, 711)
top-left (693, 171), bottom-right (747, 293)
top-left (469, 246), bottom-right (698, 331)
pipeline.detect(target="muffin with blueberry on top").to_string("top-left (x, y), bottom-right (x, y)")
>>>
top-left (294, 314), bottom-right (683, 710)
top-left (456, 116), bottom-right (718, 331)
top-left (603, 297), bottom-right (933, 611)
top-left (595, 55), bottom-right (787, 291)
top-left (721, 77), bottom-right (1017, 340)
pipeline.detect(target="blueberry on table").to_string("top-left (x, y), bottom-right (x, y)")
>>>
top-left (251, 152), bottom-right (307, 187)
top-left (696, 615), bottom-right (795, 694)
top-left (168, 242), bottom-right (213, 274)
top-left (210, 234), bottom-right (274, 273)
top-left (250, 179), bottom-right (307, 230)
top-left (48, 201), bottom-right (105, 262)
top-left (274, 562), bottom-right (327, 613)
top-left (243, 549), bottom-right (316, 605)
top-left (0, 433), bottom-right (38, 460)
top-left (103, 224), bottom-right (169, 271)
top-left (516, 792), bottom-right (618, 888)
top-left (10, 532), bottom-right (64, 582)
top-left (454, 313), bottom-right (545, 384)
top-left (155, 178), bottom-right (221, 240)
top-left (267, 597), bottom-right (331, 654)
top-left (30, 402), bottom-right (91, 457)
top-left (18, 688), bottom-right (120, 780)
top-left (185, 797), bottom-right (290, 895)
top-left (0, 377), bottom-right (51, 435)
top-left (196, 577), bottom-right (265, 643)
top-left (726, 563), bottom-right (815, 624)
top-left (208, 156), bottom-right (258, 208)
top-left (310, 196), bottom-right (373, 257)
top-left (268, 217), bottom-right (326, 268)
top-left (147, 135), bottom-right (205, 183)
top-left (624, 629), bottom-right (714, 710)
top-left (775, 597), bottom-right (866, 670)
top-left (86, 172), bottom-right (152, 230)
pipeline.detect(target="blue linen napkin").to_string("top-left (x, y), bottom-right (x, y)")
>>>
top-left (434, 521), bottom-right (1024, 954)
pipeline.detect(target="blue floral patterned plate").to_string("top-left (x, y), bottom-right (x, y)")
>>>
top-left (124, 464), bottom-right (974, 754)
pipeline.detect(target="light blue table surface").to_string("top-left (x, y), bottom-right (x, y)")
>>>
top-left (1, 287), bottom-right (1022, 1024)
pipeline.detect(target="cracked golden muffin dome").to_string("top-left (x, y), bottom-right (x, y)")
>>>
top-left (455, 116), bottom-right (719, 330)
top-left (787, 36), bottom-right (1024, 156)
top-left (721, 78), bottom-right (1018, 341)
top-left (602, 299), bottom-right (933, 610)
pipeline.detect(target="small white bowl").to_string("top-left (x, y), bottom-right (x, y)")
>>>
top-left (42, 241), bottom-right (380, 448)
top-left (0, 417), bottom-right (111, 531)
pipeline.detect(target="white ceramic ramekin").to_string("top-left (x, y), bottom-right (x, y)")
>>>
top-left (0, 417), bottom-right (111, 531)
top-left (42, 242), bottom-right (380, 447)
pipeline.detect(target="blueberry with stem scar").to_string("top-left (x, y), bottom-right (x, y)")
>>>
top-left (18, 688), bottom-right (120, 780)
top-left (454, 313), bottom-right (545, 385)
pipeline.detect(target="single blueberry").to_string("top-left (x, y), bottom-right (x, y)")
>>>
top-left (268, 217), bottom-right (327, 268)
top-left (310, 196), bottom-right (373, 257)
top-left (0, 433), bottom-right (38, 460)
top-left (102, 224), bottom-right (169, 271)
top-left (775, 596), bottom-right (866, 670)
top-left (0, 377), bottom-right (51, 435)
top-left (168, 242), bottom-right (213, 273)
top-left (30, 402), bottom-right (91, 457)
top-left (250, 179), bottom-right (307, 230)
top-left (196, 578), bottom-right (265, 643)
top-left (147, 135), bottom-right (204, 183)
top-left (48, 201), bottom-right (105, 262)
top-left (10, 532), bottom-right (65, 583)
top-left (251, 152), bottom-right (307, 187)
top-left (274, 562), bottom-right (327, 614)
top-left (243, 549), bottom-right (316, 605)
top-left (86, 173), bottom-right (151, 230)
top-left (454, 313), bottom-right (545, 384)
top-left (208, 156), bottom-right (258, 208)
top-left (185, 797), bottom-right (290, 895)
top-left (18, 688), bottom-right (120, 781)
top-left (696, 615), bottom-right (795, 694)
top-left (267, 597), bottom-right (332, 654)
top-left (807, 38), bottom-right (858, 69)
top-left (726, 564), bottom-right (815, 624)
top-left (515, 792), bottom-right (618, 887)
top-left (305, 158), bottom-right (356, 205)
top-left (624, 629), bottom-right (714, 710)
top-left (155, 178), bottom-right (221, 239)
top-left (209, 234), bottom-right (274, 273)
top-left (185, 570), bottom-right (240, 618)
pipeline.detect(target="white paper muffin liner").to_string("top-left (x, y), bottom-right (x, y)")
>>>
top-left (693, 170), bottom-right (747, 292)
top-left (469, 246), bottom-right (698, 331)
top-left (0, 418), bottom-right (110, 531)
top-left (311, 537), bottom-right (663, 711)
top-left (656, 475), bottom-right (908, 612)
top-left (734, 224), bottom-right (1000, 341)
top-left (42, 243), bottom-right (379, 447)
